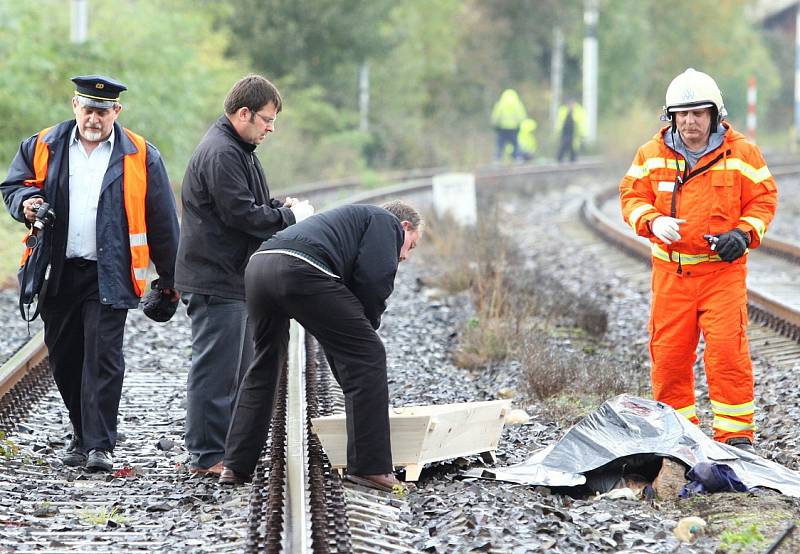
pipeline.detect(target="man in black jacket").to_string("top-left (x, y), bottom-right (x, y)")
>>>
top-left (175, 75), bottom-right (313, 475)
top-left (220, 201), bottom-right (422, 492)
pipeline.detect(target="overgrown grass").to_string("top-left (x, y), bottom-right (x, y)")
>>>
top-left (420, 205), bottom-right (648, 420)
top-left (79, 506), bottom-right (126, 526)
top-left (719, 523), bottom-right (765, 553)
top-left (666, 490), bottom-right (798, 553)
top-left (519, 331), bottom-right (648, 423)
top-left (421, 209), bottom-right (528, 367)
top-left (0, 432), bottom-right (20, 458)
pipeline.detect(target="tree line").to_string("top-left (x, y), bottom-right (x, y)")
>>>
top-left (0, 0), bottom-right (783, 187)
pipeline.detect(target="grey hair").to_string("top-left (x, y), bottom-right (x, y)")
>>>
top-left (381, 200), bottom-right (423, 231)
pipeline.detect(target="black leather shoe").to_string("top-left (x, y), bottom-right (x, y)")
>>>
top-left (726, 437), bottom-right (756, 455)
top-left (219, 467), bottom-right (250, 485)
top-left (62, 436), bottom-right (87, 467)
top-left (86, 449), bottom-right (113, 472)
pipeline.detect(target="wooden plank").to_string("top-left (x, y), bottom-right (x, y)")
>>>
top-left (311, 400), bottom-right (511, 480)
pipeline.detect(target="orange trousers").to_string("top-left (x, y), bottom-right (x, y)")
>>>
top-left (649, 263), bottom-right (754, 443)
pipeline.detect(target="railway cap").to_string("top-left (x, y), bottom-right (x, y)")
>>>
top-left (71, 75), bottom-right (127, 108)
top-left (141, 280), bottom-right (178, 323)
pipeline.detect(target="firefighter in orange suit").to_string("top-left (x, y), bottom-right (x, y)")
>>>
top-left (619, 68), bottom-right (777, 453)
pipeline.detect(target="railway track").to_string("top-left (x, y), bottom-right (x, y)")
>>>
top-left (1, 157), bottom-right (799, 552)
top-left (0, 160), bottom-right (603, 552)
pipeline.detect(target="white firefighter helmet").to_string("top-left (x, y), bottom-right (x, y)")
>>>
top-left (664, 68), bottom-right (727, 119)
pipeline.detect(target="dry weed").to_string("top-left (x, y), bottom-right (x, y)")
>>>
top-left (421, 204), bottom-right (612, 377)
top-left (521, 328), bottom-right (649, 423)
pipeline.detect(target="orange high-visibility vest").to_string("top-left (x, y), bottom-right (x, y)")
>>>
top-left (20, 126), bottom-right (151, 297)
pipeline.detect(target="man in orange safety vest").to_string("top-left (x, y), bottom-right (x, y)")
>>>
top-left (0, 75), bottom-right (180, 472)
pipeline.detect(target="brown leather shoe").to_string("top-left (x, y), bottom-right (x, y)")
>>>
top-left (345, 473), bottom-right (416, 494)
top-left (188, 461), bottom-right (224, 476)
top-left (219, 467), bottom-right (250, 485)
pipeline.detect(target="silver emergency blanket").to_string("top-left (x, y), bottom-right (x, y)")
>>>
top-left (468, 394), bottom-right (800, 497)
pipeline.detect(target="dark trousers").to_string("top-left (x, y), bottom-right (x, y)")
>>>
top-left (557, 136), bottom-right (576, 162)
top-left (183, 293), bottom-right (252, 469)
top-left (41, 259), bottom-right (128, 451)
top-left (224, 254), bottom-right (391, 476)
top-left (495, 128), bottom-right (519, 161)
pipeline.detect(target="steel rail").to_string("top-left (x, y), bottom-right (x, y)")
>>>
top-left (283, 321), bottom-right (311, 552)
top-left (0, 329), bottom-right (46, 398)
top-left (1, 155), bottom-right (792, 404)
top-left (277, 158), bottom-right (609, 552)
top-left (2, 156), bottom-right (797, 552)
top-left (279, 166), bottom-right (450, 198)
top-left (0, 157), bottom-right (607, 407)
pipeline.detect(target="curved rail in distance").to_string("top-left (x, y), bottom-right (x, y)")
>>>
top-left (581, 186), bottom-right (800, 342)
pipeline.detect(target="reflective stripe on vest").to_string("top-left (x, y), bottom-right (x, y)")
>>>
top-left (625, 157), bottom-right (686, 179)
top-left (121, 129), bottom-right (150, 297)
top-left (20, 126), bottom-right (150, 297)
top-left (19, 127), bottom-right (53, 267)
top-left (651, 243), bottom-right (738, 265)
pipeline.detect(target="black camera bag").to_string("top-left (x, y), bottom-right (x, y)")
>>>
top-left (18, 227), bottom-right (53, 322)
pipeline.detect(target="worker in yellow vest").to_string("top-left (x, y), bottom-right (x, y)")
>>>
top-left (491, 89), bottom-right (528, 161)
top-left (0, 75), bottom-right (180, 473)
top-left (556, 99), bottom-right (587, 162)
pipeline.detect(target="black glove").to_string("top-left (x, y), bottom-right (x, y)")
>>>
top-left (715, 228), bottom-right (750, 262)
top-left (141, 279), bottom-right (178, 322)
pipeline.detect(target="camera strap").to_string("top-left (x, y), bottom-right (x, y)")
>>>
top-left (18, 234), bottom-right (52, 329)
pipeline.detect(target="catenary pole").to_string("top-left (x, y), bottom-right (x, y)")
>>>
top-left (359, 62), bottom-right (370, 133)
top-left (582, 0), bottom-right (598, 143)
top-left (551, 27), bottom-right (564, 132)
top-left (795, 6), bottom-right (800, 146)
top-left (747, 77), bottom-right (757, 143)
top-left (71, 0), bottom-right (88, 44)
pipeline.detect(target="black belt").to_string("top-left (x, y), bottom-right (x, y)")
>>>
top-left (65, 257), bottom-right (96, 268)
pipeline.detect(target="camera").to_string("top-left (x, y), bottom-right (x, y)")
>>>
top-left (32, 202), bottom-right (56, 231)
top-left (24, 202), bottom-right (56, 249)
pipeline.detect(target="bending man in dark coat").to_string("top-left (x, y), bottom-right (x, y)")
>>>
top-left (220, 200), bottom-right (422, 492)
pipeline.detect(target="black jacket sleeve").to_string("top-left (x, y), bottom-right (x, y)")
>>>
top-left (206, 149), bottom-right (295, 240)
top-left (1, 135), bottom-right (46, 223)
top-left (144, 143), bottom-right (180, 288)
top-left (350, 213), bottom-right (402, 329)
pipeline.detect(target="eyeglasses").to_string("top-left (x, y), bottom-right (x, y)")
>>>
top-left (251, 109), bottom-right (275, 128)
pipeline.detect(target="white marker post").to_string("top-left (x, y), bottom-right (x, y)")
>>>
top-left (432, 173), bottom-right (477, 227)
top-left (747, 77), bottom-right (757, 143)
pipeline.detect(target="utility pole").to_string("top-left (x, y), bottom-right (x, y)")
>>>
top-left (71, 0), bottom-right (88, 44)
top-left (582, 0), bottom-right (598, 143)
top-left (358, 62), bottom-right (369, 133)
top-left (795, 5), bottom-right (800, 148)
top-left (550, 27), bottom-right (564, 132)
